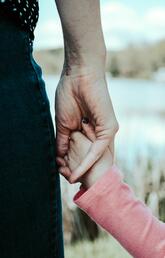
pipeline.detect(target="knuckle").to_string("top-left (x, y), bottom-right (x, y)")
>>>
top-left (107, 120), bottom-right (119, 136)
top-left (60, 142), bottom-right (68, 150)
top-left (57, 137), bottom-right (69, 150)
top-left (57, 147), bottom-right (67, 157)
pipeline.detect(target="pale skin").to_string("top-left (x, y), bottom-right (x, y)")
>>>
top-left (54, 0), bottom-right (118, 183)
top-left (61, 121), bottom-right (113, 189)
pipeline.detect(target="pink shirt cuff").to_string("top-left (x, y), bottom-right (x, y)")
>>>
top-left (73, 164), bottom-right (122, 208)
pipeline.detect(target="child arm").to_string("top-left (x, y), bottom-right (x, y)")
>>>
top-left (74, 165), bottom-right (165, 258)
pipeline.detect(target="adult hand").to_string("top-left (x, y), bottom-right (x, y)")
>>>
top-left (55, 64), bottom-right (119, 183)
top-left (54, 0), bottom-right (118, 182)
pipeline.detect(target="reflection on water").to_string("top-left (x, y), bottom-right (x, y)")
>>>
top-left (44, 75), bottom-right (165, 165)
top-left (107, 77), bottom-right (165, 169)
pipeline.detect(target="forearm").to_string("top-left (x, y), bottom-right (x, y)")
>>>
top-left (54, 0), bottom-right (106, 73)
top-left (74, 166), bottom-right (165, 257)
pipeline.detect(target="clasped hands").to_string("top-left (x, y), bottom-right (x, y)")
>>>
top-left (55, 65), bottom-right (119, 187)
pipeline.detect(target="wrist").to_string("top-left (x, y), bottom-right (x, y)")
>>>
top-left (82, 152), bottom-right (113, 189)
top-left (82, 166), bottom-right (110, 190)
top-left (63, 44), bottom-right (106, 76)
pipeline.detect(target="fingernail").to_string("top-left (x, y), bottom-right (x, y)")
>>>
top-left (82, 117), bottom-right (89, 124)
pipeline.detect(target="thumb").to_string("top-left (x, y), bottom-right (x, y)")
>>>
top-left (69, 138), bottom-right (110, 183)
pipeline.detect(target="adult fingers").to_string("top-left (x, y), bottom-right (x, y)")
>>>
top-left (55, 119), bottom-right (70, 157)
top-left (55, 122), bottom-right (73, 179)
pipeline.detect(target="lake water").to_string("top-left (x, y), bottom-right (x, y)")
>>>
top-left (44, 75), bottom-right (165, 168)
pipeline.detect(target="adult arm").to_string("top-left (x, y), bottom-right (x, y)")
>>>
top-left (74, 165), bottom-right (165, 258)
top-left (54, 0), bottom-right (118, 182)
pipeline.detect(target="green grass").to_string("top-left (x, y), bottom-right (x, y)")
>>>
top-left (65, 236), bottom-right (132, 258)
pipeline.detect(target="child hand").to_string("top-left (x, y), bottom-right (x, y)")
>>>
top-left (60, 121), bottom-right (113, 189)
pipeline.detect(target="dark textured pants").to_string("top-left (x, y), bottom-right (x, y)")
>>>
top-left (0, 10), bottom-right (64, 258)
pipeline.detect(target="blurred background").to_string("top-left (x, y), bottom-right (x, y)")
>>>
top-left (34, 1), bottom-right (165, 257)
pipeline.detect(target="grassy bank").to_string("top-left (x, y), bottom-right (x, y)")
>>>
top-left (65, 236), bottom-right (131, 258)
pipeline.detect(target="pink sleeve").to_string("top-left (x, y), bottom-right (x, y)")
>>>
top-left (73, 165), bottom-right (165, 258)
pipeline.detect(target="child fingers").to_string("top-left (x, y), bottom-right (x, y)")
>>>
top-left (57, 157), bottom-right (72, 181)
top-left (56, 157), bottom-right (67, 167)
top-left (59, 166), bottom-right (72, 180)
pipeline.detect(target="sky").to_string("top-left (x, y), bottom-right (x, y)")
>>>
top-left (34, 0), bottom-right (165, 50)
